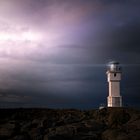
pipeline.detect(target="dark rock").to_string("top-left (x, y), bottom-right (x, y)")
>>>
top-left (11, 132), bottom-right (31, 140)
top-left (0, 121), bottom-right (15, 138)
top-left (108, 108), bottom-right (130, 128)
top-left (0, 108), bottom-right (139, 140)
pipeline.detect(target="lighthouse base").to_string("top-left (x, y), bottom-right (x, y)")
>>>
top-left (107, 96), bottom-right (122, 107)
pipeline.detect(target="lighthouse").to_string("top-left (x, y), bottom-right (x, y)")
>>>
top-left (106, 61), bottom-right (122, 107)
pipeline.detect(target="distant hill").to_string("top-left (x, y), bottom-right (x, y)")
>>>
top-left (0, 107), bottom-right (140, 140)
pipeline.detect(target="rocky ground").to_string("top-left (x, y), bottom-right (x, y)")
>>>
top-left (0, 107), bottom-right (140, 140)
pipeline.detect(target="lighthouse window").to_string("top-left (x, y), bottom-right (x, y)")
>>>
top-left (114, 73), bottom-right (116, 77)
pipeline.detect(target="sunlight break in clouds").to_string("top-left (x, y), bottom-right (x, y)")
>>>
top-left (0, 30), bottom-right (42, 42)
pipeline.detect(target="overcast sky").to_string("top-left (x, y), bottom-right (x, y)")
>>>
top-left (0, 0), bottom-right (140, 109)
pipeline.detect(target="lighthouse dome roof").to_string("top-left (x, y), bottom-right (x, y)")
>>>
top-left (109, 61), bottom-right (119, 65)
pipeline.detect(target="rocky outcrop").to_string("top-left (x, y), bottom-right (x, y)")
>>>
top-left (0, 108), bottom-right (139, 140)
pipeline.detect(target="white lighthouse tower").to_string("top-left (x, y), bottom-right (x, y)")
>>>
top-left (106, 61), bottom-right (122, 107)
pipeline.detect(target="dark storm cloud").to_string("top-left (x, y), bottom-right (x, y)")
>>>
top-left (121, 66), bottom-right (140, 106)
top-left (0, 0), bottom-right (140, 108)
top-left (0, 89), bottom-right (30, 103)
top-left (11, 65), bottom-right (103, 82)
top-left (102, 15), bottom-right (140, 53)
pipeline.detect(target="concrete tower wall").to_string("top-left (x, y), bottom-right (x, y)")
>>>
top-left (107, 72), bottom-right (121, 82)
top-left (107, 61), bottom-right (122, 107)
top-left (109, 82), bottom-right (120, 96)
top-left (107, 96), bottom-right (122, 107)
